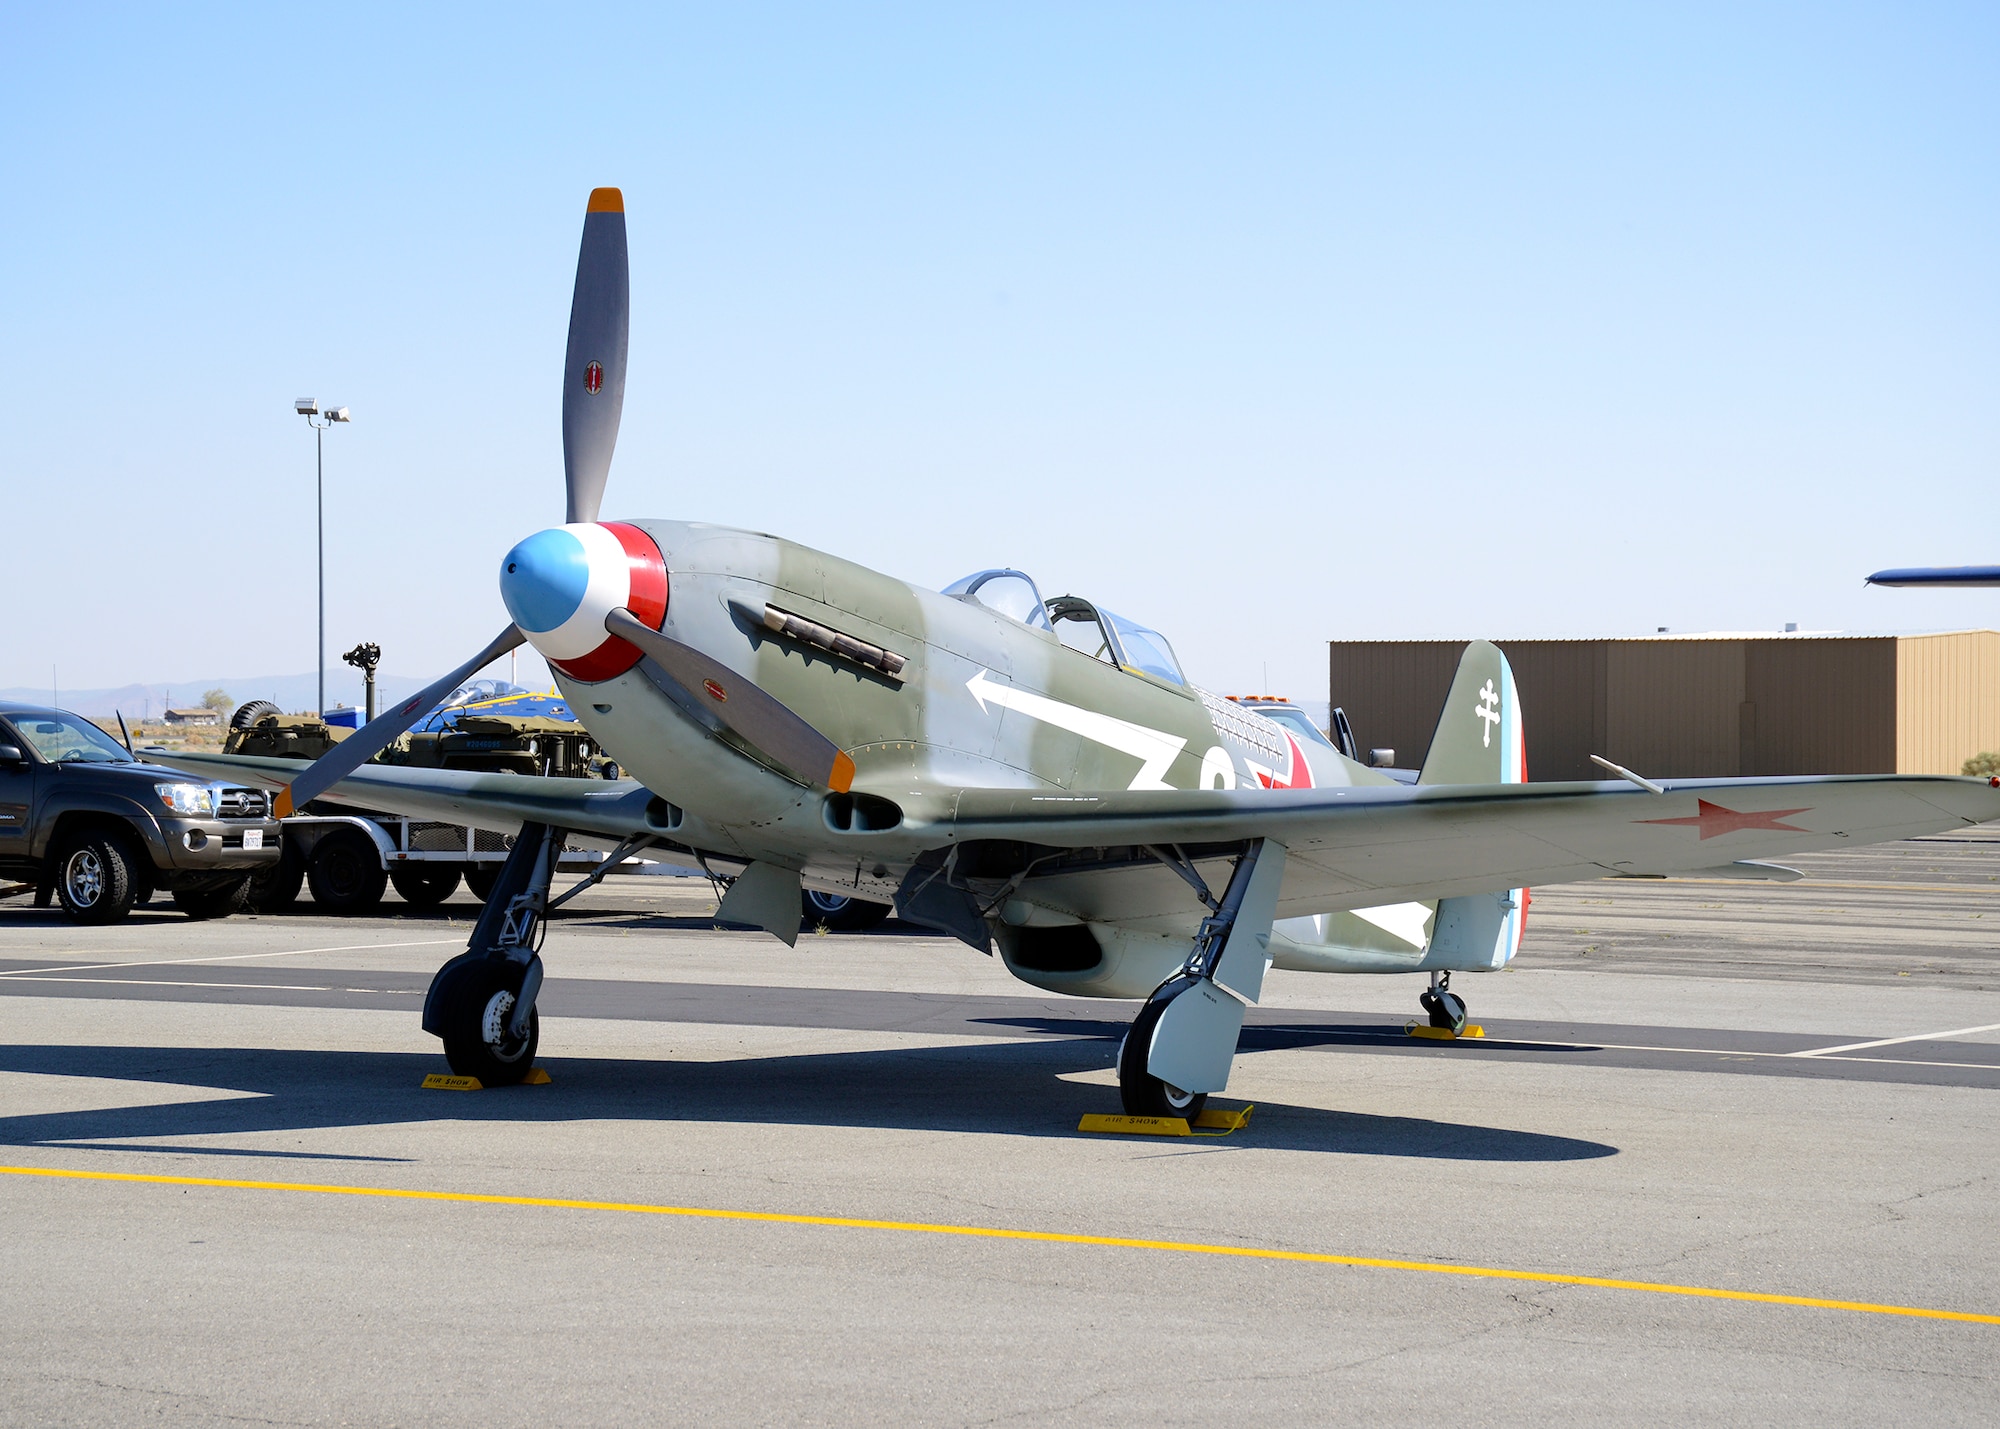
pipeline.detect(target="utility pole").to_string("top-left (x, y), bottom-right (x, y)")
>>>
top-left (295, 399), bottom-right (351, 715)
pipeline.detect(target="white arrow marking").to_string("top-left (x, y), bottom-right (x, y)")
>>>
top-left (967, 670), bottom-right (1188, 790)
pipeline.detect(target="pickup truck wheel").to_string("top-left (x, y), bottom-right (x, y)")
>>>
top-left (307, 829), bottom-right (388, 913)
top-left (172, 878), bottom-right (250, 921)
top-left (247, 846), bottom-right (305, 912)
top-left (53, 830), bottom-right (141, 926)
top-left (390, 865), bottom-right (462, 907)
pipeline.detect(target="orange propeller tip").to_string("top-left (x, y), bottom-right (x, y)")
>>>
top-left (830, 753), bottom-right (856, 795)
top-left (273, 788), bottom-right (296, 820)
top-left (587, 187), bottom-right (624, 213)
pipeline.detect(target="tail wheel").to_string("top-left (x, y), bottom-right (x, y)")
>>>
top-left (441, 966), bottom-right (539, 1086)
top-left (1117, 996), bottom-right (1208, 1123)
top-left (390, 864), bottom-right (462, 907)
top-left (53, 830), bottom-right (141, 926)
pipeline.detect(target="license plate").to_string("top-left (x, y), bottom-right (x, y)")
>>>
top-left (242, 830), bottom-right (264, 850)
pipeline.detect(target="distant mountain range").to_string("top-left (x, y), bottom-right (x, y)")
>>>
top-left (0, 673), bottom-right (434, 719)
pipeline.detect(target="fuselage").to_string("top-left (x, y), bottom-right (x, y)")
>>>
top-left (508, 518), bottom-right (1424, 994)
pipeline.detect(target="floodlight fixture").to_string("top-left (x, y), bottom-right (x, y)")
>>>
top-left (295, 397), bottom-right (351, 714)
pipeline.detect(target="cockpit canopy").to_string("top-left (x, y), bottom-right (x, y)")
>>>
top-left (943, 570), bottom-right (1186, 687)
top-left (942, 569), bottom-right (1053, 631)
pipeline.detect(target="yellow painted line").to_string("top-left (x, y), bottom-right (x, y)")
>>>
top-left (0, 937), bottom-right (460, 979)
top-left (1, 1164), bottom-right (1994, 1325)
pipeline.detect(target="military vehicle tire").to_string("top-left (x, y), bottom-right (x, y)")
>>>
top-left (229, 700), bottom-right (281, 731)
top-left (801, 889), bottom-right (893, 932)
top-left (391, 864), bottom-right (462, 907)
top-left (307, 829), bottom-right (388, 912)
top-left (463, 864), bottom-right (501, 902)
top-left (247, 846), bottom-right (305, 912)
top-left (52, 829), bottom-right (141, 926)
top-left (1116, 996), bottom-right (1208, 1124)
top-left (440, 971), bottom-right (539, 1086)
top-left (173, 877), bottom-right (250, 921)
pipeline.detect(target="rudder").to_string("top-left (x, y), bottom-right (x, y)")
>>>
top-left (1417, 640), bottom-right (1525, 787)
top-left (1416, 640), bottom-right (1528, 968)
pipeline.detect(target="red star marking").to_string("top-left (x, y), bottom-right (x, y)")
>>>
top-left (1255, 732), bottom-right (1316, 790)
top-left (1639, 799), bottom-right (1811, 840)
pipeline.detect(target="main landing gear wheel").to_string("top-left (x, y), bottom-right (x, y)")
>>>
top-left (440, 964), bottom-right (539, 1086)
top-left (1117, 995), bottom-right (1208, 1123)
top-left (1420, 973), bottom-right (1468, 1035)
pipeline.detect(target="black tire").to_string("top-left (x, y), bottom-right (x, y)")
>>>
top-left (440, 967), bottom-right (539, 1086)
top-left (1117, 995), bottom-right (1208, 1123)
top-left (247, 844), bottom-right (305, 912)
top-left (1420, 987), bottom-right (1468, 1033)
top-left (230, 700), bottom-right (281, 731)
top-left (463, 863), bottom-right (501, 903)
top-left (172, 877), bottom-right (250, 921)
top-left (307, 829), bottom-right (388, 912)
top-left (390, 864), bottom-right (462, 907)
top-left (800, 889), bottom-right (894, 932)
top-left (52, 829), bottom-right (142, 926)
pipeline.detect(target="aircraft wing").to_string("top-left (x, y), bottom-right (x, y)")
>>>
top-left (146, 750), bottom-right (657, 844)
top-left (939, 775), bottom-right (2000, 927)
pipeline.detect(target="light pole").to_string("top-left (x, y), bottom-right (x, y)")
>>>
top-left (295, 398), bottom-right (351, 716)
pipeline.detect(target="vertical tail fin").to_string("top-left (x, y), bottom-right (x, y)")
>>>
top-left (1417, 641), bottom-right (1529, 969)
top-left (1417, 640), bottom-right (1525, 786)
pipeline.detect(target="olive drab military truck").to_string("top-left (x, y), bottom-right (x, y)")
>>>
top-left (224, 700), bottom-right (626, 914)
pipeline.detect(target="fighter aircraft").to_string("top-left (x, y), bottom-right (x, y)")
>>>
top-left (164, 189), bottom-right (2000, 1122)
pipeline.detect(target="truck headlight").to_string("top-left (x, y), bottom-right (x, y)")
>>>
top-left (156, 782), bottom-right (215, 816)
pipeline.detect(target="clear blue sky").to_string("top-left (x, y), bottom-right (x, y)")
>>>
top-left (3, 4), bottom-right (1995, 702)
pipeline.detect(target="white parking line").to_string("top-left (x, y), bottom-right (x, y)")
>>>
top-left (2, 977), bottom-right (336, 991)
top-left (1787, 1023), bottom-right (2000, 1057)
top-left (0, 938), bottom-right (459, 979)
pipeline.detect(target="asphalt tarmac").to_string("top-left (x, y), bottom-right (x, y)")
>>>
top-left (4, 836), bottom-right (1999, 1425)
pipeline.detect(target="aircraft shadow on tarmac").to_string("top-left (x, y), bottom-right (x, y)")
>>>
top-left (0, 1038), bottom-right (1616, 1163)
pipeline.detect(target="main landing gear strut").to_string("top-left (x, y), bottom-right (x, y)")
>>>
top-left (1117, 838), bottom-right (1287, 1121)
top-left (421, 822), bottom-right (564, 1085)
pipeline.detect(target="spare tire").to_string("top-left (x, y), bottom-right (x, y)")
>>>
top-left (231, 700), bottom-right (281, 731)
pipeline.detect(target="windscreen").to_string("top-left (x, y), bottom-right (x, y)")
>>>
top-left (1102, 611), bottom-right (1185, 686)
top-left (10, 712), bottom-right (135, 764)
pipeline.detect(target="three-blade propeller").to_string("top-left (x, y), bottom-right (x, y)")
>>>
top-left (264, 188), bottom-right (850, 818)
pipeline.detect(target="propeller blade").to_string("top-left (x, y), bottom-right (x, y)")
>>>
top-left (563, 187), bottom-right (630, 525)
top-left (604, 607), bottom-right (855, 793)
top-left (273, 625), bottom-right (528, 817)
